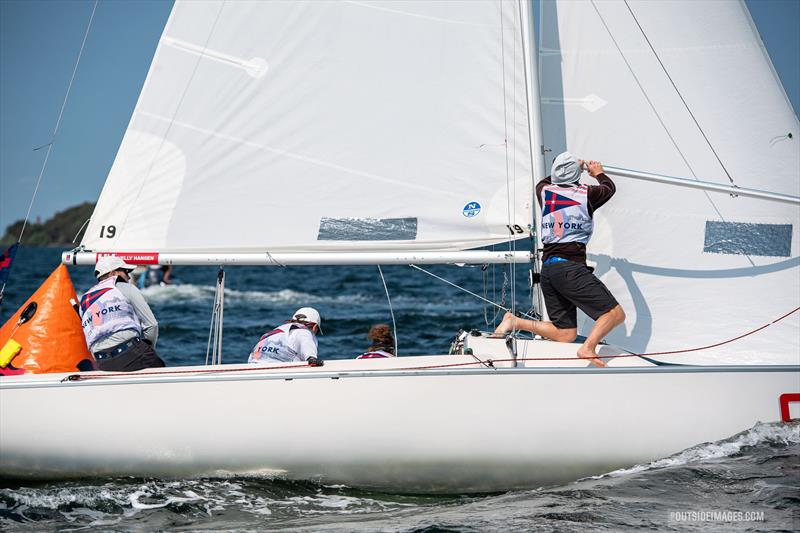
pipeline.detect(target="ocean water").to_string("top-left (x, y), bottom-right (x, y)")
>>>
top-left (1, 247), bottom-right (798, 531)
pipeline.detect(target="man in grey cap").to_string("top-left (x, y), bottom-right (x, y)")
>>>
top-left (79, 256), bottom-right (165, 371)
top-left (495, 152), bottom-right (625, 367)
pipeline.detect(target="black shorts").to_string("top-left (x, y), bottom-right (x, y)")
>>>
top-left (541, 260), bottom-right (619, 329)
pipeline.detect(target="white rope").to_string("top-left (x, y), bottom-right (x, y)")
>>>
top-left (19, 0), bottom-right (98, 244)
top-left (497, 1), bottom-right (518, 326)
top-left (205, 268), bottom-right (225, 365)
top-left (377, 265), bottom-right (398, 356)
top-left (215, 269), bottom-right (225, 364)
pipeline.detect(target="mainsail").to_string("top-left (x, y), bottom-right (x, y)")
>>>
top-left (540, 0), bottom-right (800, 363)
top-left (81, 1), bottom-right (534, 254)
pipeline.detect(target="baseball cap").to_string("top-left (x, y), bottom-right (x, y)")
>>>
top-left (293, 307), bottom-right (322, 334)
top-left (94, 256), bottom-right (136, 278)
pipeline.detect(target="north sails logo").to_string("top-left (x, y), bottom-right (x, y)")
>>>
top-left (463, 202), bottom-right (481, 218)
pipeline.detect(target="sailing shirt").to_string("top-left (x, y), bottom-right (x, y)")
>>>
top-left (536, 173), bottom-right (615, 264)
top-left (79, 277), bottom-right (159, 353)
top-left (356, 349), bottom-right (394, 359)
top-left (249, 323), bottom-right (318, 364)
top-left (80, 277), bottom-right (141, 351)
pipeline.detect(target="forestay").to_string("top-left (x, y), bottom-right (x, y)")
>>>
top-left (81, 0), bottom-right (533, 254)
top-left (540, 0), bottom-right (800, 364)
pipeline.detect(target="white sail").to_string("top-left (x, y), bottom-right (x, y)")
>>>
top-left (540, 0), bottom-right (800, 364)
top-left (81, 0), bottom-right (533, 254)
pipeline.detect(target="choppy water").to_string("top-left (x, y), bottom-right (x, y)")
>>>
top-left (1, 247), bottom-right (798, 531)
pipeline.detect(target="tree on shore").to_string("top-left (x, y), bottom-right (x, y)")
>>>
top-left (1, 202), bottom-right (95, 246)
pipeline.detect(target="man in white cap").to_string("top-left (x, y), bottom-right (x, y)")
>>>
top-left (495, 152), bottom-right (625, 366)
top-left (248, 307), bottom-right (324, 366)
top-left (79, 256), bottom-right (164, 371)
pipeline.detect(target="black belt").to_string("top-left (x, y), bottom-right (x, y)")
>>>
top-left (94, 337), bottom-right (142, 360)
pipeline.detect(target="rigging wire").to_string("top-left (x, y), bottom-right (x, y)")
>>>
top-left (0, 0), bottom-right (98, 307)
top-left (66, 306), bottom-right (800, 382)
top-left (205, 267), bottom-right (225, 365)
top-left (116, 1), bottom-right (226, 242)
top-left (623, 0), bottom-right (736, 186)
top-left (587, 0), bottom-right (743, 257)
top-left (18, 0), bottom-right (98, 244)
top-left (517, 0), bottom-right (544, 321)
top-left (497, 1), bottom-right (518, 332)
top-left (409, 264), bottom-right (536, 321)
top-left (377, 265), bottom-right (399, 357)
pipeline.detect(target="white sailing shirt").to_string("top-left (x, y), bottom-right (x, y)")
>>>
top-left (540, 184), bottom-right (594, 245)
top-left (248, 323), bottom-right (318, 364)
top-left (79, 277), bottom-right (143, 350)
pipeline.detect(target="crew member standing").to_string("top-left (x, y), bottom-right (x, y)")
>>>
top-left (495, 152), bottom-right (625, 366)
top-left (80, 256), bottom-right (165, 371)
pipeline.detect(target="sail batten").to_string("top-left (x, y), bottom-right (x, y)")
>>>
top-left (81, 0), bottom-right (534, 254)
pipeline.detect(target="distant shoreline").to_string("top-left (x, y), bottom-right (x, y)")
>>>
top-left (0, 202), bottom-right (94, 247)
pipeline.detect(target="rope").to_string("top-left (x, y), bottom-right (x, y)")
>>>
top-left (377, 265), bottom-right (399, 356)
top-left (62, 307), bottom-right (798, 381)
top-left (0, 1), bottom-right (97, 307)
top-left (64, 362), bottom-right (311, 382)
top-left (18, 0), bottom-right (98, 244)
top-left (623, 1), bottom-right (736, 186)
top-left (588, 0), bottom-right (735, 238)
top-left (498, 1), bottom-right (522, 329)
top-left (116, 1), bottom-right (226, 241)
top-left (216, 268), bottom-right (225, 364)
top-left (409, 264), bottom-right (536, 321)
top-left (204, 267), bottom-right (225, 365)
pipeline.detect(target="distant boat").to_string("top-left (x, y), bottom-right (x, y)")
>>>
top-left (1, 0), bottom-right (798, 492)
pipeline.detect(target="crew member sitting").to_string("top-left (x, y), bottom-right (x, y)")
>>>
top-left (80, 256), bottom-right (165, 371)
top-left (248, 307), bottom-right (324, 366)
top-left (356, 324), bottom-right (396, 358)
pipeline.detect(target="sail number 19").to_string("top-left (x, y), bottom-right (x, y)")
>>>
top-left (100, 225), bottom-right (116, 238)
top-left (506, 224), bottom-right (526, 235)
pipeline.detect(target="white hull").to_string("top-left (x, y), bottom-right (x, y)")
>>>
top-left (1, 338), bottom-right (797, 492)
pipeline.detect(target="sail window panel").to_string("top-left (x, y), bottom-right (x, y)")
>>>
top-left (703, 221), bottom-right (793, 257)
top-left (318, 217), bottom-right (418, 241)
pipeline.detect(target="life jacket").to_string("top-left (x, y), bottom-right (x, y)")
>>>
top-left (356, 349), bottom-right (394, 359)
top-left (248, 323), bottom-right (316, 363)
top-left (79, 277), bottom-right (142, 350)
top-left (540, 184), bottom-right (594, 245)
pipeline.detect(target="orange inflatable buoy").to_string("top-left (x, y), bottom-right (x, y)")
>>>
top-left (0, 264), bottom-right (95, 374)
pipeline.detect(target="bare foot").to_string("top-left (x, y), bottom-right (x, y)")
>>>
top-left (491, 312), bottom-right (515, 337)
top-left (577, 347), bottom-right (607, 367)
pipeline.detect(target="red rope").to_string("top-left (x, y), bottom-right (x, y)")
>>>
top-left (67, 362), bottom-right (310, 381)
top-left (65, 307), bottom-right (799, 380)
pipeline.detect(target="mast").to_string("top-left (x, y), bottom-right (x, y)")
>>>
top-left (519, 0), bottom-right (546, 318)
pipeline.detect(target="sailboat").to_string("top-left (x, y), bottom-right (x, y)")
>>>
top-left (1, 0), bottom-right (798, 493)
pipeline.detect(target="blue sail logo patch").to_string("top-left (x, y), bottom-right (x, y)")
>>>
top-left (462, 202), bottom-right (481, 218)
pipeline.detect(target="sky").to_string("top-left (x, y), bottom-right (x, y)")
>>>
top-left (0, 0), bottom-right (798, 236)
